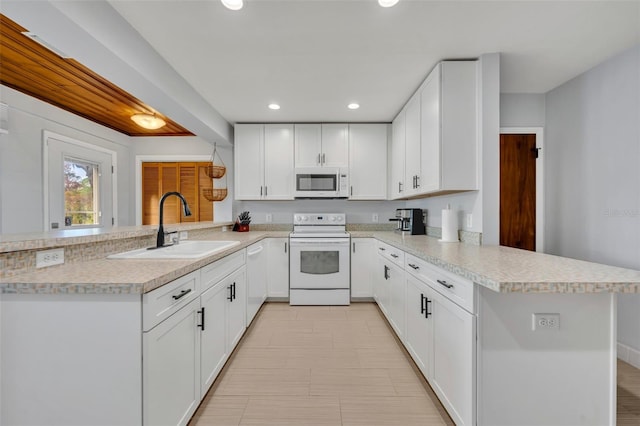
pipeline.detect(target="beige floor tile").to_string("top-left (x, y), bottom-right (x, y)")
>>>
top-left (238, 329), bottom-right (273, 348)
top-left (240, 396), bottom-right (341, 425)
top-left (189, 396), bottom-right (248, 426)
top-left (313, 319), bottom-right (370, 334)
top-left (260, 302), bottom-right (293, 311)
top-left (340, 396), bottom-right (450, 426)
top-left (387, 368), bottom-right (430, 397)
top-left (285, 348), bottom-right (361, 369)
top-left (228, 347), bottom-right (291, 369)
top-left (269, 331), bottom-right (333, 348)
top-left (356, 347), bottom-right (409, 369)
top-left (296, 307), bottom-right (349, 321)
top-left (310, 368), bottom-right (397, 397)
top-left (252, 318), bottom-right (315, 333)
top-left (257, 309), bottom-right (299, 320)
top-left (333, 330), bottom-right (398, 349)
top-left (216, 368), bottom-right (310, 396)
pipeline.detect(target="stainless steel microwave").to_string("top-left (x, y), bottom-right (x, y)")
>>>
top-left (294, 167), bottom-right (349, 198)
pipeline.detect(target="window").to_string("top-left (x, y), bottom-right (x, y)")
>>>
top-left (64, 157), bottom-right (100, 226)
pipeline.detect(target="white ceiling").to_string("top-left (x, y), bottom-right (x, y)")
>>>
top-left (106, 0), bottom-right (639, 124)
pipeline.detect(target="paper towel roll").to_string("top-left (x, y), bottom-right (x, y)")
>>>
top-left (440, 208), bottom-right (459, 242)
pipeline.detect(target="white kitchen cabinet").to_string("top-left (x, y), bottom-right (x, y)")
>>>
top-left (404, 273), bottom-right (435, 379)
top-left (227, 267), bottom-right (247, 350)
top-left (294, 123), bottom-right (348, 168)
top-left (266, 238), bottom-right (289, 298)
top-left (350, 238), bottom-right (375, 298)
top-left (376, 242), bottom-right (405, 338)
top-left (234, 123), bottom-right (294, 200)
top-left (246, 241), bottom-right (267, 324)
top-left (390, 111), bottom-right (406, 199)
top-left (419, 61), bottom-right (478, 195)
top-left (199, 279), bottom-right (228, 397)
top-left (143, 297), bottom-right (201, 426)
top-left (404, 94), bottom-right (421, 197)
top-left (348, 124), bottom-right (388, 200)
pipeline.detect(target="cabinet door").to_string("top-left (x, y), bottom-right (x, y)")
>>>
top-left (143, 298), bottom-right (200, 426)
top-left (246, 241), bottom-right (267, 325)
top-left (431, 291), bottom-right (476, 426)
top-left (321, 123), bottom-right (349, 168)
top-left (386, 261), bottom-right (406, 340)
top-left (142, 163), bottom-right (180, 225)
top-left (267, 238), bottom-right (290, 298)
top-left (350, 238), bottom-right (375, 298)
top-left (404, 94), bottom-right (421, 197)
top-left (390, 112), bottom-right (406, 199)
top-left (294, 124), bottom-right (322, 167)
top-left (226, 267), bottom-right (247, 351)
top-left (200, 283), bottom-right (228, 396)
top-left (264, 124), bottom-right (294, 200)
top-left (405, 274), bottom-right (434, 379)
top-left (234, 124), bottom-right (264, 200)
top-left (420, 64), bottom-right (441, 193)
top-left (348, 124), bottom-right (388, 200)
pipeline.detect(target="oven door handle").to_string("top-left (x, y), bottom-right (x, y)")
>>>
top-left (289, 238), bottom-right (350, 245)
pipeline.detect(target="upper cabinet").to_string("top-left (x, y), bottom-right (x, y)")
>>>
top-left (389, 60), bottom-right (479, 200)
top-left (234, 124), bottom-right (294, 200)
top-left (348, 124), bottom-right (388, 200)
top-left (294, 123), bottom-right (349, 168)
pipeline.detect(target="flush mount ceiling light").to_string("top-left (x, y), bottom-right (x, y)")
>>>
top-left (131, 113), bottom-right (166, 130)
top-left (347, 103), bottom-right (360, 110)
top-left (268, 103), bottom-right (281, 110)
top-left (221, 0), bottom-right (243, 10)
top-left (378, 0), bottom-right (399, 7)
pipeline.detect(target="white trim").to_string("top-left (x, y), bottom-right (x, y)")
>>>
top-left (499, 127), bottom-right (545, 253)
top-left (135, 155), bottom-right (211, 226)
top-left (43, 130), bottom-right (118, 230)
top-left (618, 341), bottom-right (640, 370)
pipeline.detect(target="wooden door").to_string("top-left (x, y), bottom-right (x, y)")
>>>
top-left (142, 163), bottom-right (179, 225)
top-left (500, 134), bottom-right (537, 251)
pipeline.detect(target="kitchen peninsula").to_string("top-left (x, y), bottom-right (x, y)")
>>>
top-left (2, 224), bottom-right (639, 425)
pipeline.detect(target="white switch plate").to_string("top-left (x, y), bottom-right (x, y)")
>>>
top-left (36, 248), bottom-right (65, 268)
top-left (532, 313), bottom-right (560, 330)
top-left (266, 213), bottom-right (273, 223)
top-left (372, 213), bottom-right (379, 223)
top-left (466, 213), bottom-right (473, 228)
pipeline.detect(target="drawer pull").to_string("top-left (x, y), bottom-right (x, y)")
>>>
top-left (437, 279), bottom-right (453, 289)
top-left (197, 308), bottom-right (205, 331)
top-left (172, 288), bottom-right (192, 300)
top-left (390, 253), bottom-right (399, 258)
top-left (425, 298), bottom-right (432, 318)
top-left (232, 282), bottom-right (237, 301)
top-left (227, 285), bottom-right (233, 301)
top-left (384, 265), bottom-right (390, 280)
top-left (378, 247), bottom-right (386, 251)
top-left (408, 263), bottom-right (419, 270)
top-left (420, 293), bottom-right (426, 314)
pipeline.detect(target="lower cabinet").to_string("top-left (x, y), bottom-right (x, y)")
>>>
top-left (376, 242), bottom-right (406, 339)
top-left (350, 238), bottom-right (375, 298)
top-left (404, 273), bottom-right (435, 378)
top-left (266, 238), bottom-right (290, 298)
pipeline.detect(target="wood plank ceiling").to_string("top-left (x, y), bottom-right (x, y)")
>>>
top-left (0, 14), bottom-right (193, 137)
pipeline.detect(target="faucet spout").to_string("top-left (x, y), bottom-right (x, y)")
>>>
top-left (155, 192), bottom-right (192, 249)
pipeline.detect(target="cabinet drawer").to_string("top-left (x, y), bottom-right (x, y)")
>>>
top-left (201, 250), bottom-right (246, 292)
top-left (405, 254), bottom-right (475, 313)
top-left (143, 271), bottom-right (200, 331)
top-left (376, 241), bottom-right (404, 267)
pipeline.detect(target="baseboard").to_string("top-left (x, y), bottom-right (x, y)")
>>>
top-left (618, 342), bottom-right (640, 369)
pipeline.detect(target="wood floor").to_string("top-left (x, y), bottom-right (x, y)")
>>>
top-left (190, 302), bottom-right (640, 426)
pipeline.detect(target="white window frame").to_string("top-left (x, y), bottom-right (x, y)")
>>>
top-left (43, 130), bottom-right (118, 230)
top-left (499, 127), bottom-right (545, 253)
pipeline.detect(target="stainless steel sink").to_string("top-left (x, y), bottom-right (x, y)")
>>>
top-left (108, 240), bottom-right (241, 259)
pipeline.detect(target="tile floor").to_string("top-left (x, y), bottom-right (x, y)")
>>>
top-left (190, 302), bottom-right (640, 426)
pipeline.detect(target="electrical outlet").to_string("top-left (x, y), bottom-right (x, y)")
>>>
top-left (36, 248), bottom-right (65, 268)
top-left (179, 231), bottom-right (188, 240)
top-left (266, 213), bottom-right (273, 223)
top-left (532, 313), bottom-right (560, 330)
top-left (466, 213), bottom-right (473, 228)
top-left (372, 213), bottom-right (379, 223)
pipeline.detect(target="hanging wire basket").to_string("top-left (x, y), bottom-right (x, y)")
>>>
top-left (202, 142), bottom-right (228, 201)
top-left (205, 143), bottom-right (227, 179)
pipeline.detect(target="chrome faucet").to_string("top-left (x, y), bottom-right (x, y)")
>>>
top-left (153, 191), bottom-right (192, 249)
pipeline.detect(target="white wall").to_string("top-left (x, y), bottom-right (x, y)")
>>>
top-left (133, 137), bottom-right (233, 224)
top-left (0, 86), bottom-right (134, 234)
top-left (500, 93), bottom-right (545, 127)
top-left (545, 44), bottom-right (640, 364)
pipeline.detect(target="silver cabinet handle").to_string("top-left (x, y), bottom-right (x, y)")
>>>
top-left (318, 153), bottom-right (321, 164)
top-left (284, 242), bottom-right (287, 253)
top-left (408, 263), bottom-right (419, 270)
top-left (437, 279), bottom-right (454, 289)
top-left (353, 242), bottom-right (356, 253)
top-left (265, 186), bottom-right (268, 196)
top-left (322, 153), bottom-right (326, 164)
top-left (415, 175), bottom-right (420, 188)
top-left (399, 181), bottom-right (403, 193)
top-left (260, 186), bottom-right (263, 196)
top-left (350, 186), bottom-right (353, 196)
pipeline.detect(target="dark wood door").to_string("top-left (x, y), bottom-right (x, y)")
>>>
top-left (500, 134), bottom-right (537, 251)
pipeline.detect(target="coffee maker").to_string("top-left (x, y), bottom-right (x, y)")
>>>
top-left (389, 208), bottom-right (426, 235)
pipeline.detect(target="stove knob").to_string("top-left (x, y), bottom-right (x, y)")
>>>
top-left (294, 215), bottom-right (301, 222)
top-left (330, 216), bottom-right (337, 222)
top-left (301, 215), bottom-right (309, 222)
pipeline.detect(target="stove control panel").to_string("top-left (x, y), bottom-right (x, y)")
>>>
top-left (293, 213), bottom-right (346, 226)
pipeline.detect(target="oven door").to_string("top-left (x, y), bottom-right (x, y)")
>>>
top-left (289, 238), bottom-right (350, 289)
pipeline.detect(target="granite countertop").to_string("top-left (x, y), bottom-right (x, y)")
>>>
top-left (356, 232), bottom-right (640, 294)
top-left (3, 229), bottom-right (640, 295)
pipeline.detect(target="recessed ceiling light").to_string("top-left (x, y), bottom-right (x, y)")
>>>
top-left (378, 0), bottom-right (399, 7)
top-left (268, 103), bottom-right (280, 110)
top-left (347, 103), bottom-right (360, 110)
top-left (221, 0), bottom-right (243, 10)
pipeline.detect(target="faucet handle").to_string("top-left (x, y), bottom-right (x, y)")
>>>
top-left (165, 231), bottom-right (179, 245)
